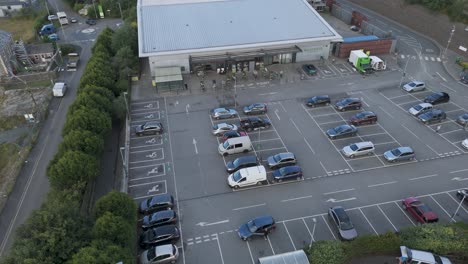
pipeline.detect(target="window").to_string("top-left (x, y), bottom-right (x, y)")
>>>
top-left (234, 143), bottom-right (242, 148)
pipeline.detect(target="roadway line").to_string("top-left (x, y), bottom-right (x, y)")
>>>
top-left (368, 181), bottom-right (397, 188)
top-left (246, 241), bottom-right (255, 264)
top-left (283, 222), bottom-right (296, 250)
top-left (266, 236), bottom-right (275, 255)
top-left (302, 218), bottom-right (315, 243)
top-left (255, 147), bottom-right (286, 153)
top-left (278, 101), bottom-right (287, 112)
top-left (129, 163), bottom-right (165, 169)
top-left (445, 193), bottom-right (468, 214)
top-left (215, 234), bottom-right (225, 264)
top-left (232, 203), bottom-right (266, 211)
top-left (281, 195), bottom-right (313, 202)
top-left (321, 215), bottom-right (337, 240)
top-left (290, 118), bottom-right (302, 134)
top-left (130, 148), bottom-right (163, 153)
top-left (164, 98), bottom-right (185, 264)
top-left (394, 201), bottom-right (416, 226)
top-left (377, 205), bottom-right (398, 232)
top-left (323, 188), bottom-right (355, 195)
top-left (435, 72), bottom-right (447, 82)
top-left (359, 208), bottom-right (378, 235)
top-left (379, 106), bottom-right (395, 119)
top-left (429, 195), bottom-right (454, 221)
top-left (440, 82), bottom-right (456, 93)
top-left (319, 161), bottom-right (329, 174)
top-left (449, 168), bottom-right (468, 174)
top-left (408, 174), bottom-right (438, 181)
top-left (303, 138), bottom-right (315, 155)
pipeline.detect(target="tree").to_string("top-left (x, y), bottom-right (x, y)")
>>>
top-left (92, 27), bottom-right (114, 55)
top-left (78, 85), bottom-right (115, 102)
top-left (112, 92), bottom-right (128, 121)
top-left (92, 212), bottom-right (135, 249)
top-left (111, 24), bottom-right (138, 54)
top-left (63, 107), bottom-right (111, 137)
top-left (58, 130), bottom-right (104, 157)
top-left (67, 242), bottom-right (133, 264)
top-left (94, 190), bottom-right (137, 221)
top-left (68, 92), bottom-right (113, 115)
top-left (4, 189), bottom-right (91, 264)
top-left (47, 150), bottom-right (100, 190)
top-left (113, 46), bottom-right (139, 79)
top-left (79, 70), bottom-right (116, 92)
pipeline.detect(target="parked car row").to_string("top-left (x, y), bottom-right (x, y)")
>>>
top-left (210, 103), bottom-right (267, 120)
top-left (138, 194), bottom-right (179, 264)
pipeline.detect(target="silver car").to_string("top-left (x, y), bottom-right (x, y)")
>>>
top-left (383, 147), bottom-right (415, 162)
top-left (408, 103), bottom-right (433, 116)
top-left (210, 108), bottom-right (238, 119)
top-left (402, 81), bottom-right (425, 92)
top-left (328, 206), bottom-right (357, 241)
top-left (140, 244), bottom-right (179, 264)
top-left (267, 152), bottom-right (297, 169)
top-left (212, 123), bottom-right (238, 136)
top-left (342, 141), bottom-right (374, 158)
top-left (456, 113), bottom-right (468, 126)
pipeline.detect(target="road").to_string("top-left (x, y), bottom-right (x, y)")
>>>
top-left (0, 1), bottom-right (122, 255)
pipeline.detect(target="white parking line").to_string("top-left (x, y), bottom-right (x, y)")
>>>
top-left (394, 201), bottom-right (416, 226)
top-left (251, 138), bottom-right (280, 143)
top-left (445, 193), bottom-right (468, 214)
top-left (266, 113), bottom-right (289, 152)
top-left (309, 112), bottom-right (339, 118)
top-left (368, 181), bottom-right (397, 188)
top-left (408, 174), bottom-right (438, 181)
top-left (373, 141), bottom-right (398, 146)
top-left (359, 208), bottom-right (378, 235)
top-left (377, 205), bottom-right (398, 231)
top-left (214, 234), bottom-right (225, 264)
top-left (232, 203), bottom-right (266, 211)
top-left (360, 132), bottom-right (388, 137)
top-left (283, 222), bottom-right (297, 250)
top-left (450, 168), bottom-right (468, 174)
top-left (128, 179), bottom-right (165, 188)
top-left (246, 241), bottom-right (255, 264)
top-left (266, 236), bottom-right (275, 255)
top-left (129, 163), bottom-right (164, 169)
top-left (321, 215), bottom-right (337, 240)
top-left (130, 148), bottom-right (164, 154)
top-left (290, 118), bottom-right (302, 134)
top-left (281, 195), bottom-right (314, 202)
top-left (323, 188), bottom-right (355, 195)
top-left (255, 147), bottom-right (286, 153)
top-left (303, 138), bottom-right (315, 155)
top-left (302, 218), bottom-right (315, 243)
top-left (317, 120), bottom-right (344, 126)
top-left (429, 195), bottom-right (454, 221)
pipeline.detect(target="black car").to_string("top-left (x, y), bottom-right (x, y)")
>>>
top-left (326, 124), bottom-right (358, 139)
top-left (423, 92), bottom-right (450, 105)
top-left (418, 109), bottom-right (446, 124)
top-left (139, 225), bottom-right (180, 249)
top-left (86, 18), bottom-right (96, 25)
top-left (334, 98), bottom-right (362, 112)
top-left (136, 121), bottom-right (163, 136)
top-left (456, 189), bottom-right (468, 204)
top-left (266, 152), bottom-right (297, 169)
top-left (328, 206), bottom-right (357, 241)
top-left (306, 95), bottom-right (331, 108)
top-left (302, 64), bottom-right (317, 75)
top-left (141, 210), bottom-right (177, 230)
top-left (139, 194), bottom-right (174, 214)
top-left (238, 216), bottom-right (276, 241)
top-left (272, 165), bottom-right (303, 182)
top-left (243, 103), bottom-right (267, 115)
top-left (239, 117), bottom-right (271, 132)
top-left (226, 155), bottom-right (260, 173)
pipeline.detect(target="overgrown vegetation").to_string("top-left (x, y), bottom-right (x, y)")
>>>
top-left (1, 6), bottom-right (140, 263)
top-left (306, 223), bottom-right (468, 264)
top-left (0, 116), bottom-right (26, 131)
top-left (405, 0), bottom-right (468, 23)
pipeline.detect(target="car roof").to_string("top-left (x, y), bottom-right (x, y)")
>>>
top-left (155, 244), bottom-right (174, 256)
top-left (409, 81), bottom-right (424, 85)
top-left (359, 111), bottom-right (375, 116)
top-left (417, 103), bottom-right (432, 108)
top-left (150, 194), bottom-right (173, 203)
top-left (145, 121), bottom-right (162, 126)
top-left (214, 108), bottom-right (229, 112)
top-left (341, 97), bottom-right (359, 102)
top-left (250, 103), bottom-right (266, 106)
top-left (280, 166), bottom-right (301, 172)
top-left (337, 124), bottom-right (352, 129)
top-left (276, 152), bottom-right (295, 159)
top-left (253, 215), bottom-right (274, 226)
top-left (154, 224), bottom-right (178, 235)
top-left (397, 146), bottom-right (414, 153)
top-left (352, 141), bottom-right (374, 148)
top-left (331, 206), bottom-right (350, 221)
top-left (152, 210), bottom-right (175, 219)
top-left (234, 155), bottom-right (258, 163)
top-left (217, 123), bottom-right (231, 128)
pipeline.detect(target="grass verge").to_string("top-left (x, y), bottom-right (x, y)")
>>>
top-left (0, 116), bottom-right (26, 131)
top-left (0, 17), bottom-right (36, 43)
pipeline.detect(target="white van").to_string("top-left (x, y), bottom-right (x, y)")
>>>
top-left (53, 82), bottom-right (67, 97)
top-left (227, 165), bottom-right (267, 189)
top-left (218, 136), bottom-right (252, 156)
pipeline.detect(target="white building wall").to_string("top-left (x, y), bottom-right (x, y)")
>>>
top-left (0, 4), bottom-right (24, 17)
top-left (149, 54), bottom-right (190, 74)
top-left (295, 41), bottom-right (331, 62)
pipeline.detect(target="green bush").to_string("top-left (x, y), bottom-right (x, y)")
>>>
top-left (59, 44), bottom-right (76, 56)
top-left (68, 92), bottom-right (113, 115)
top-left (67, 241), bottom-right (134, 264)
top-left (92, 212), bottom-right (135, 249)
top-left (343, 232), bottom-right (400, 259)
top-left (47, 150), bottom-right (100, 190)
top-left (58, 130), bottom-right (104, 157)
top-left (63, 107), bottom-right (112, 137)
top-left (94, 190), bottom-right (137, 221)
top-left (78, 85), bottom-right (115, 101)
top-left (308, 240), bottom-right (345, 264)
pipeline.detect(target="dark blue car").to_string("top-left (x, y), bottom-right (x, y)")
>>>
top-left (238, 216), bottom-right (276, 241)
top-left (272, 166), bottom-right (303, 182)
top-left (326, 124), bottom-right (357, 139)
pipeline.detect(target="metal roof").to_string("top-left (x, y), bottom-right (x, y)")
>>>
top-left (138, 0), bottom-right (342, 57)
top-left (0, 29), bottom-right (12, 48)
top-left (258, 250), bottom-right (309, 264)
top-left (343, 35), bottom-right (379, 43)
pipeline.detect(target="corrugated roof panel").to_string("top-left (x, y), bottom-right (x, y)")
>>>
top-left (343, 35), bottom-right (379, 43)
top-left (139, 0), bottom-right (339, 54)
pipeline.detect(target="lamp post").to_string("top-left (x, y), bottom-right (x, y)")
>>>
top-left (117, 2), bottom-right (123, 19)
top-left (123, 91), bottom-right (129, 120)
top-left (444, 25), bottom-right (455, 58)
top-left (119, 147), bottom-right (128, 192)
top-left (398, 56), bottom-right (410, 88)
top-left (233, 75), bottom-right (237, 108)
top-left (92, 0), bottom-right (98, 18)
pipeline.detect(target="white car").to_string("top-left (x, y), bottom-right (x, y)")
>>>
top-left (402, 81), bottom-right (426, 92)
top-left (341, 141), bottom-right (375, 158)
top-left (409, 103), bottom-right (433, 116)
top-left (212, 123), bottom-right (238, 136)
top-left (400, 246), bottom-right (452, 264)
top-left (48, 14), bottom-right (58, 20)
top-left (462, 139), bottom-right (468, 150)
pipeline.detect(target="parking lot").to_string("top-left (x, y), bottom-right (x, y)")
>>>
top-left (182, 187), bottom-right (468, 264)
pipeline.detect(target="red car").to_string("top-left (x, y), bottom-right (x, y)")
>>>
top-left (350, 111), bottom-right (377, 126)
top-left (402, 197), bottom-right (438, 224)
top-left (222, 130), bottom-right (247, 142)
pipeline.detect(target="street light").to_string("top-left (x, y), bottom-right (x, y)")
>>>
top-left (233, 75), bottom-right (237, 108)
top-left (443, 25), bottom-right (455, 58)
top-left (117, 2), bottom-right (123, 19)
top-left (398, 57), bottom-right (410, 88)
top-left (123, 91), bottom-right (129, 120)
top-left (120, 147), bottom-right (128, 192)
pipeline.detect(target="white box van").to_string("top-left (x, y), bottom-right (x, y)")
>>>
top-left (53, 82), bottom-right (67, 97)
top-left (218, 136), bottom-right (252, 156)
top-left (227, 165), bottom-right (266, 189)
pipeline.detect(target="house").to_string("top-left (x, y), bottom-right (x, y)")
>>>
top-left (0, 0), bottom-right (27, 17)
top-left (0, 29), bottom-right (14, 76)
top-left (25, 43), bottom-right (54, 64)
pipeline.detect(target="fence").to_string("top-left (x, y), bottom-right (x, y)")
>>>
top-left (331, 4), bottom-right (352, 24)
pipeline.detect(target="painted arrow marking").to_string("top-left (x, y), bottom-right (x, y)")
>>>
top-left (326, 197), bottom-right (356, 203)
top-left (452, 177), bottom-right (468, 181)
top-left (195, 219), bottom-right (229, 227)
top-left (193, 138), bottom-right (198, 154)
